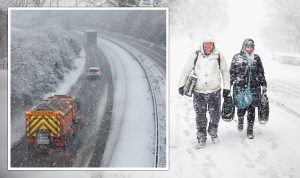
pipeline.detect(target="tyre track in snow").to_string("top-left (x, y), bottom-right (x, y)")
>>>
top-left (71, 45), bottom-right (113, 167)
top-left (268, 80), bottom-right (300, 118)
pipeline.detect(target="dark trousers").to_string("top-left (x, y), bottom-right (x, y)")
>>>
top-left (237, 104), bottom-right (255, 130)
top-left (193, 90), bottom-right (221, 140)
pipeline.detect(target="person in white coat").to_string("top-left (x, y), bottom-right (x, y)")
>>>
top-left (178, 36), bottom-right (230, 148)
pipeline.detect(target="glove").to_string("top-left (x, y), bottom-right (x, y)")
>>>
top-left (223, 89), bottom-right (231, 97)
top-left (179, 86), bottom-right (184, 96)
top-left (262, 86), bottom-right (267, 95)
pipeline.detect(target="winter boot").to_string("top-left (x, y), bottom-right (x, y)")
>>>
top-left (196, 139), bottom-right (206, 149)
top-left (196, 132), bottom-right (206, 149)
top-left (211, 135), bottom-right (220, 144)
top-left (247, 123), bottom-right (254, 139)
top-left (208, 122), bottom-right (220, 144)
top-left (238, 117), bottom-right (244, 132)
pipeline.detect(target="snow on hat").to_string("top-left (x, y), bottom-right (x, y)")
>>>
top-left (202, 34), bottom-right (215, 44)
top-left (246, 40), bottom-right (254, 48)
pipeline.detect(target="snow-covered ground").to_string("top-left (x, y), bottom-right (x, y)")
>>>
top-left (262, 57), bottom-right (300, 118)
top-left (89, 35), bottom-right (300, 178)
top-left (89, 31), bottom-right (300, 178)
top-left (99, 37), bottom-right (155, 167)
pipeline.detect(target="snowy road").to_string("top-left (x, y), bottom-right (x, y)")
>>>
top-left (98, 33), bottom-right (167, 167)
top-left (99, 37), bottom-right (156, 167)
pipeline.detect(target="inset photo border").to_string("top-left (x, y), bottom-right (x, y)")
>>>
top-left (8, 7), bottom-right (168, 170)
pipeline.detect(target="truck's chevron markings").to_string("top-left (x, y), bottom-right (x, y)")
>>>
top-left (28, 116), bottom-right (60, 137)
top-left (50, 115), bottom-right (60, 126)
top-left (29, 120), bottom-right (59, 137)
top-left (29, 115), bottom-right (42, 129)
top-left (29, 115), bottom-right (59, 132)
top-left (45, 116), bottom-right (60, 132)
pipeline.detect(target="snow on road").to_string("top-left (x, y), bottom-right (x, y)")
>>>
top-left (99, 34), bottom-right (166, 167)
top-left (99, 37), bottom-right (155, 167)
top-left (263, 57), bottom-right (300, 118)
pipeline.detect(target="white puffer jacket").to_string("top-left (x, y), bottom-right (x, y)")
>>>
top-left (179, 48), bottom-right (230, 94)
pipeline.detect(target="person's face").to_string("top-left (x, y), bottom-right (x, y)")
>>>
top-left (245, 45), bottom-right (254, 54)
top-left (203, 42), bottom-right (214, 55)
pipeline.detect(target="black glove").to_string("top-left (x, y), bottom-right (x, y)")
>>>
top-left (223, 89), bottom-right (230, 97)
top-left (262, 86), bottom-right (267, 95)
top-left (179, 86), bottom-right (184, 96)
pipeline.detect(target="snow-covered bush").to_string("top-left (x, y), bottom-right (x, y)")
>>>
top-left (11, 27), bottom-right (81, 106)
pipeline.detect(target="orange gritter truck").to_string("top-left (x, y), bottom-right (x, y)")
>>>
top-left (26, 95), bottom-right (80, 149)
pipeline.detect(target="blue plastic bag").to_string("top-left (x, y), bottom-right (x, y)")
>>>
top-left (234, 70), bottom-right (253, 109)
top-left (234, 86), bottom-right (253, 109)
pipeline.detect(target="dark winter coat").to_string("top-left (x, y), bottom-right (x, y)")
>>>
top-left (230, 39), bottom-right (267, 107)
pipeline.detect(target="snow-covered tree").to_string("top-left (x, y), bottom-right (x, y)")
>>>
top-left (11, 27), bottom-right (81, 106)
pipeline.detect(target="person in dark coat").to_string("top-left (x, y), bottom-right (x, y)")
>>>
top-left (230, 38), bottom-right (267, 139)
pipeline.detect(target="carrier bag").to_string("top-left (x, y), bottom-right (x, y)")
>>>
top-left (222, 94), bottom-right (235, 122)
top-left (234, 70), bottom-right (253, 109)
top-left (258, 93), bottom-right (269, 124)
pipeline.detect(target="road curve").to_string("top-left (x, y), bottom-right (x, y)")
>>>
top-left (99, 37), bottom-right (155, 167)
